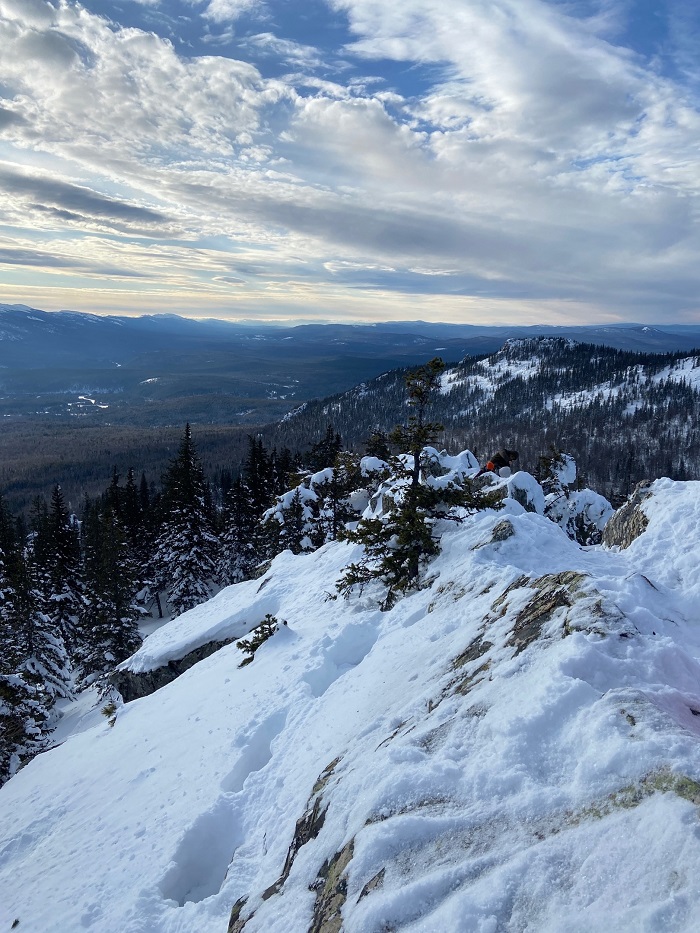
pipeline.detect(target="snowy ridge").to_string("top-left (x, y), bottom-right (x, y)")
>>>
top-left (440, 341), bottom-right (700, 416)
top-left (2, 480), bottom-right (700, 931)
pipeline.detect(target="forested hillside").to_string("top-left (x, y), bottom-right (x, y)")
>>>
top-left (268, 338), bottom-right (700, 503)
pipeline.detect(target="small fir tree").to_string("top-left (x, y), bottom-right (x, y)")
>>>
top-left (338, 359), bottom-right (497, 609)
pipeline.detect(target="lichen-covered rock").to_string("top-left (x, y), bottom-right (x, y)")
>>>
top-left (109, 638), bottom-right (234, 703)
top-left (491, 519), bottom-right (515, 542)
top-left (227, 758), bottom-right (342, 930)
top-left (309, 840), bottom-right (354, 933)
top-left (227, 896), bottom-right (248, 933)
top-left (602, 481), bottom-right (653, 549)
top-left (506, 571), bottom-right (587, 655)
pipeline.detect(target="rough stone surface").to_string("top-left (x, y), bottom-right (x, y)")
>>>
top-left (109, 638), bottom-right (235, 703)
top-left (358, 867), bottom-right (385, 902)
top-left (491, 519), bottom-right (515, 542)
top-left (309, 840), bottom-right (354, 933)
top-left (262, 795), bottom-right (328, 901)
top-left (227, 896), bottom-right (248, 933)
top-left (505, 571), bottom-right (587, 655)
top-left (602, 480), bottom-right (653, 549)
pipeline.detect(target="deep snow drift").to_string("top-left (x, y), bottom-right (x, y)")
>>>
top-left (2, 478), bottom-right (700, 932)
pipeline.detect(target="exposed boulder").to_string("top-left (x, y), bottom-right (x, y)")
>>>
top-left (602, 481), bottom-right (653, 549)
top-left (109, 638), bottom-right (234, 703)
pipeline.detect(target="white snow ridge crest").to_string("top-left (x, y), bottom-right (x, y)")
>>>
top-left (3, 479), bottom-right (700, 931)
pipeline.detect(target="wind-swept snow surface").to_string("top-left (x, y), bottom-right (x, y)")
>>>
top-left (3, 481), bottom-right (700, 932)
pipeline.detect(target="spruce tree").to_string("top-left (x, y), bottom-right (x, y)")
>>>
top-left (338, 359), bottom-right (495, 609)
top-left (306, 425), bottom-right (343, 472)
top-left (0, 671), bottom-right (50, 786)
top-left (32, 486), bottom-right (82, 661)
top-left (79, 500), bottom-right (142, 683)
top-left (152, 424), bottom-right (219, 617)
top-left (218, 478), bottom-right (258, 585)
top-left (0, 494), bottom-right (67, 783)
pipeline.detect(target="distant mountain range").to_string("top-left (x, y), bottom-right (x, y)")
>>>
top-left (2, 305), bottom-right (700, 370)
top-left (1, 304), bottom-right (699, 429)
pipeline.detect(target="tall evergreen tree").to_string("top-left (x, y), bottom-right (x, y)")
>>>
top-left (0, 494), bottom-right (20, 670)
top-left (152, 424), bottom-right (219, 617)
top-left (218, 478), bottom-right (259, 585)
top-left (79, 500), bottom-right (142, 683)
top-left (0, 671), bottom-right (50, 786)
top-left (33, 486), bottom-right (82, 661)
top-left (0, 494), bottom-right (68, 784)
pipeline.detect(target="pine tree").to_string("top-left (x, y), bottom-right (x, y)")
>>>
top-left (0, 494), bottom-right (68, 783)
top-left (306, 425), bottom-right (343, 472)
top-left (11, 551), bottom-right (73, 701)
top-left (338, 359), bottom-right (496, 609)
top-left (264, 488), bottom-right (311, 556)
top-left (32, 486), bottom-right (82, 661)
top-left (0, 671), bottom-right (50, 786)
top-left (0, 494), bottom-right (21, 671)
top-left (152, 424), bottom-right (219, 617)
top-left (312, 452), bottom-right (363, 544)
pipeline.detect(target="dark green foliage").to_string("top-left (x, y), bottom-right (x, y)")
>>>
top-left (337, 358), bottom-right (496, 609)
top-left (153, 424), bottom-right (220, 617)
top-left (79, 500), bottom-right (142, 684)
top-left (32, 486), bottom-right (82, 659)
top-left (218, 478), bottom-right (259, 585)
top-left (236, 614), bottom-right (285, 666)
top-left (364, 430), bottom-right (392, 460)
top-left (306, 425), bottom-right (342, 472)
top-left (242, 435), bottom-right (274, 515)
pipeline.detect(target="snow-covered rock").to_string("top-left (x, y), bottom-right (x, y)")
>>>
top-left (2, 483), bottom-right (700, 932)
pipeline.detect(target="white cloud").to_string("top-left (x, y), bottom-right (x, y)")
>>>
top-left (0, 5), bottom-right (284, 169)
top-left (202, 0), bottom-right (261, 24)
top-left (0, 0), bottom-right (699, 322)
top-left (247, 32), bottom-right (326, 68)
top-left (0, 0), bottom-right (56, 28)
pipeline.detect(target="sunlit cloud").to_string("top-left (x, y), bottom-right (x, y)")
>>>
top-left (0, 0), bottom-right (698, 323)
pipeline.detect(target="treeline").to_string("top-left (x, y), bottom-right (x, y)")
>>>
top-left (0, 421), bottom-right (254, 515)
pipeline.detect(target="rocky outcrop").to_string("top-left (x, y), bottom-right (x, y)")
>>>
top-left (309, 840), bottom-right (354, 933)
top-left (109, 638), bottom-right (235, 703)
top-left (602, 481), bottom-right (653, 549)
top-left (227, 758), bottom-right (342, 932)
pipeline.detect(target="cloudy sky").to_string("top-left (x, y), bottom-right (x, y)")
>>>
top-left (1, 0), bottom-right (699, 324)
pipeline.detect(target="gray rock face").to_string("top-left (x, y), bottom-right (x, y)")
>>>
top-left (109, 638), bottom-right (234, 703)
top-left (602, 481), bottom-right (653, 550)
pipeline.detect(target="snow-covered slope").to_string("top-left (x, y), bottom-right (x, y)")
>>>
top-left (2, 481), bottom-right (700, 932)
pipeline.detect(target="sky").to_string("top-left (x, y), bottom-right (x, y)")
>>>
top-left (1, 0), bottom-right (700, 325)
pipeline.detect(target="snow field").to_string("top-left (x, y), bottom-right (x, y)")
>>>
top-left (2, 483), bottom-right (700, 930)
